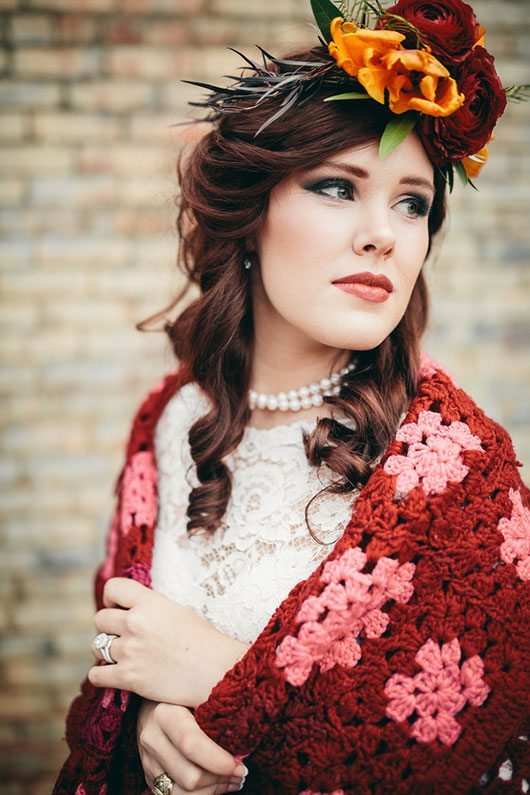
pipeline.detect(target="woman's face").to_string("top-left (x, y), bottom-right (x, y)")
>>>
top-left (252, 132), bottom-right (434, 352)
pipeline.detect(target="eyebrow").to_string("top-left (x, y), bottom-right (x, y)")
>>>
top-left (314, 160), bottom-right (435, 193)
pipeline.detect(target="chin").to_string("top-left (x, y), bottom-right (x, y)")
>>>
top-left (312, 322), bottom-right (398, 352)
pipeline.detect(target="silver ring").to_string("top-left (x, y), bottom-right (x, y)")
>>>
top-left (94, 632), bottom-right (119, 664)
top-left (152, 772), bottom-right (174, 795)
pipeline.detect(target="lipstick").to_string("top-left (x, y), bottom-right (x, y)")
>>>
top-left (332, 271), bottom-right (393, 303)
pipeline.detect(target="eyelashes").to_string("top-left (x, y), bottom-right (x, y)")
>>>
top-left (397, 194), bottom-right (431, 218)
top-left (305, 177), bottom-right (432, 218)
top-left (306, 178), bottom-right (354, 202)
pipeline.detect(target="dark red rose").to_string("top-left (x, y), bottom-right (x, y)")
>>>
top-left (383, 0), bottom-right (481, 65)
top-left (417, 46), bottom-right (507, 164)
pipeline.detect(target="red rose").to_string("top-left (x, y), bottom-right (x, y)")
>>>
top-left (417, 46), bottom-right (507, 164)
top-left (383, 0), bottom-right (481, 65)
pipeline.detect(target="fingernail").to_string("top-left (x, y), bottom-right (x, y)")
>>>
top-left (233, 763), bottom-right (248, 778)
top-left (226, 782), bottom-right (243, 793)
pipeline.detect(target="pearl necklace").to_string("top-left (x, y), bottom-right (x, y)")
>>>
top-left (248, 361), bottom-right (357, 412)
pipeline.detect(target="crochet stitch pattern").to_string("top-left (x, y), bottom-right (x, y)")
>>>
top-left (383, 410), bottom-right (484, 496)
top-left (275, 548), bottom-right (416, 686)
top-left (498, 488), bottom-right (530, 580)
top-left (384, 637), bottom-right (490, 746)
top-left (53, 361), bottom-right (530, 795)
top-left (300, 790), bottom-right (345, 795)
top-left (119, 450), bottom-right (157, 533)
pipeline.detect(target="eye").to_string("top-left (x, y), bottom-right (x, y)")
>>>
top-left (395, 194), bottom-right (431, 219)
top-left (307, 178), bottom-right (354, 202)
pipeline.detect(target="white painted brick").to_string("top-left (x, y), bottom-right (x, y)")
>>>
top-left (35, 235), bottom-right (130, 266)
top-left (28, 0), bottom-right (111, 11)
top-left (0, 113), bottom-right (31, 140)
top-left (0, 207), bottom-right (82, 235)
top-left (33, 111), bottom-right (121, 142)
top-left (0, 79), bottom-right (61, 107)
top-left (0, 179), bottom-right (26, 207)
top-left (10, 14), bottom-right (54, 44)
top-left (0, 145), bottom-right (74, 176)
top-left (0, 239), bottom-right (34, 266)
top-left (30, 175), bottom-right (118, 206)
top-left (69, 79), bottom-right (153, 112)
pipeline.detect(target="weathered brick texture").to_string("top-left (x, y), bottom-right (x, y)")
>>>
top-left (0, 2), bottom-right (529, 792)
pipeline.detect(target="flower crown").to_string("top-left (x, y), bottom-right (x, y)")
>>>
top-left (182, 0), bottom-right (528, 189)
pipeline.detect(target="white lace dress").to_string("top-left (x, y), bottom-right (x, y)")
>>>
top-left (150, 381), bottom-right (365, 644)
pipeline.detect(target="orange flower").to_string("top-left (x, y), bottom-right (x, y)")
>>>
top-left (462, 142), bottom-right (489, 178)
top-left (328, 17), bottom-right (464, 117)
top-left (328, 17), bottom-right (405, 104)
top-left (381, 49), bottom-right (465, 116)
top-left (474, 24), bottom-right (485, 48)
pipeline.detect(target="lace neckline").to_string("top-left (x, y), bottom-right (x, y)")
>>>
top-left (242, 418), bottom-right (317, 441)
top-left (179, 381), bottom-right (355, 442)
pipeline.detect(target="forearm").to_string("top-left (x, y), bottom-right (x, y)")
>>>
top-left (191, 632), bottom-right (251, 708)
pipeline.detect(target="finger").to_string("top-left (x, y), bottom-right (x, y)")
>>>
top-left (90, 634), bottom-right (123, 663)
top-left (102, 576), bottom-right (148, 609)
top-left (201, 775), bottom-right (247, 794)
top-left (87, 659), bottom-right (128, 690)
top-left (179, 778), bottom-right (246, 795)
top-left (172, 781), bottom-right (244, 795)
top-left (163, 706), bottom-right (241, 778)
top-left (94, 607), bottom-right (128, 635)
top-left (142, 731), bottom-right (237, 793)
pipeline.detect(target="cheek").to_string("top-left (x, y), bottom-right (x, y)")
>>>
top-left (257, 202), bottom-right (325, 287)
top-left (400, 227), bottom-right (430, 289)
top-left (262, 198), bottom-right (318, 251)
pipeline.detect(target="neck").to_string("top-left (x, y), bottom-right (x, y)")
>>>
top-left (250, 274), bottom-right (351, 402)
top-left (250, 346), bottom-right (351, 395)
top-left (250, 303), bottom-right (351, 396)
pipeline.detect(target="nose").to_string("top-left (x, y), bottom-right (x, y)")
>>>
top-left (352, 205), bottom-right (395, 260)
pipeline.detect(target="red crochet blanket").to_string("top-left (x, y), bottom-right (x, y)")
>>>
top-left (54, 362), bottom-right (530, 794)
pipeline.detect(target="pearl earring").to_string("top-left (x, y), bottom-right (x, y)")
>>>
top-left (244, 255), bottom-right (252, 270)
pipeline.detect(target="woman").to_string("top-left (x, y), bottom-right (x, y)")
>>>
top-left (54, 1), bottom-right (530, 793)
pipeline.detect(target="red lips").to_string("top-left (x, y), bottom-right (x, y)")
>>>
top-left (332, 271), bottom-right (394, 292)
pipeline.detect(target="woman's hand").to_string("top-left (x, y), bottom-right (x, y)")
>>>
top-left (137, 699), bottom-right (248, 794)
top-left (88, 578), bottom-right (250, 708)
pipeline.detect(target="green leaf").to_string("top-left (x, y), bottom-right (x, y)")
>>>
top-left (446, 163), bottom-right (454, 194)
top-left (437, 163), bottom-right (454, 194)
top-left (504, 83), bottom-right (530, 103)
top-left (323, 92), bottom-right (371, 101)
top-left (379, 112), bottom-right (417, 158)
top-left (310, 0), bottom-right (344, 43)
top-left (454, 160), bottom-right (468, 187)
top-left (363, 0), bottom-right (386, 19)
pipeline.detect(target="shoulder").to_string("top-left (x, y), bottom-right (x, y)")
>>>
top-left (387, 355), bottom-right (530, 553)
top-left (123, 363), bottom-right (194, 458)
top-left (417, 351), bottom-right (522, 469)
top-left (108, 364), bottom-right (193, 498)
top-left (155, 379), bottom-right (212, 448)
top-left (383, 351), bottom-right (530, 519)
top-left (383, 355), bottom-right (530, 587)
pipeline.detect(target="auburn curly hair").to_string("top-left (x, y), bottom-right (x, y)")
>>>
top-left (138, 45), bottom-right (448, 542)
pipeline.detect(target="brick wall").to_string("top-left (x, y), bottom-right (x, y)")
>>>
top-left (0, 1), bottom-right (528, 792)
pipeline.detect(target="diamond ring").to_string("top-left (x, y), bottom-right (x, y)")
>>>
top-left (93, 632), bottom-right (119, 664)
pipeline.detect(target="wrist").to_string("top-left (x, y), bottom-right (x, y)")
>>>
top-left (198, 633), bottom-right (250, 706)
top-left (220, 633), bottom-right (250, 672)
